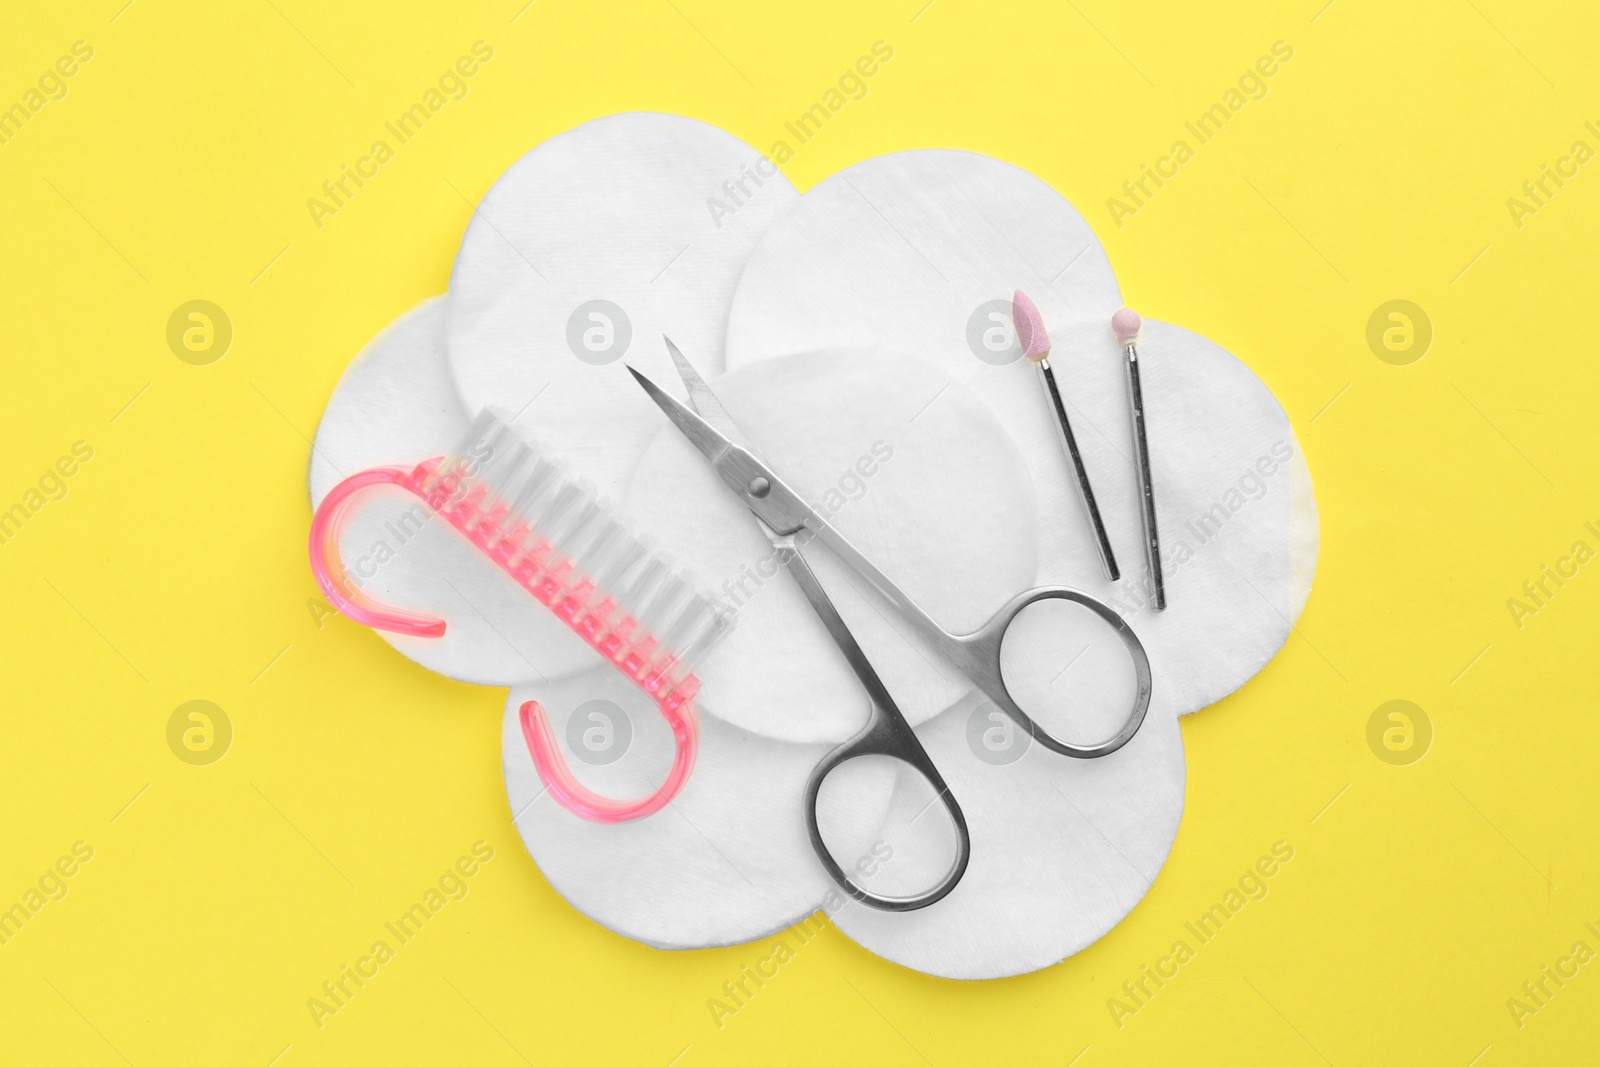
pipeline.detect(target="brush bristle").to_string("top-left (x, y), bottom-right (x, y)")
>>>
top-left (1011, 289), bottom-right (1051, 361)
top-left (431, 409), bottom-right (733, 680)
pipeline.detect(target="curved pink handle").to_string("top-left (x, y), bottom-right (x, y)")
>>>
top-left (308, 464), bottom-right (447, 638)
top-left (520, 697), bottom-right (698, 822)
top-left (310, 460), bottom-right (703, 822)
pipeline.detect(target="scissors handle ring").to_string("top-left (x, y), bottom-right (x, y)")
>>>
top-left (803, 708), bottom-right (971, 913)
top-left (952, 587), bottom-right (1153, 760)
top-left (777, 541), bottom-right (972, 911)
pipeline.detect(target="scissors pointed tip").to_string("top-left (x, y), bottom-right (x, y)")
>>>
top-left (663, 336), bottom-right (695, 378)
top-left (626, 363), bottom-right (670, 404)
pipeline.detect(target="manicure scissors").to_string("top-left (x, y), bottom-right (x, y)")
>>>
top-left (630, 340), bottom-right (1153, 911)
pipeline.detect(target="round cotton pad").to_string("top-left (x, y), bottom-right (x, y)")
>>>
top-left (723, 149), bottom-right (1317, 716)
top-left (1017, 318), bottom-right (1316, 717)
top-left (310, 298), bottom-right (461, 507)
top-left (622, 347), bottom-right (1039, 744)
top-left (447, 112), bottom-right (800, 498)
top-left (503, 668), bottom-right (894, 949)
top-left (725, 148), bottom-right (1120, 362)
top-left (309, 297), bottom-right (603, 686)
top-left (828, 689), bottom-right (1186, 979)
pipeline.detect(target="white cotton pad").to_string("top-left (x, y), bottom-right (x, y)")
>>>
top-left (724, 148), bottom-right (1121, 359)
top-left (502, 668), bottom-right (893, 949)
top-left (622, 347), bottom-right (1038, 744)
top-left (310, 298), bottom-right (461, 506)
top-left (1016, 318), bottom-right (1317, 718)
top-left (723, 149), bottom-right (1317, 717)
top-left (309, 297), bottom-right (603, 687)
top-left (447, 112), bottom-right (800, 499)
top-left (829, 689), bottom-right (1186, 980)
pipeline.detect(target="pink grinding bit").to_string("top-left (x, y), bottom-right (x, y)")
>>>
top-left (1112, 307), bottom-right (1142, 345)
top-left (1011, 289), bottom-right (1051, 362)
top-left (1113, 306), bottom-right (1165, 610)
top-left (1011, 289), bottom-right (1120, 582)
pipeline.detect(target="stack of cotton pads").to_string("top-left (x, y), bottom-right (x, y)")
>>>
top-left (309, 112), bottom-right (1318, 979)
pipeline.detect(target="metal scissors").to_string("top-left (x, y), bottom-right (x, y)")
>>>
top-left (630, 340), bottom-right (1153, 911)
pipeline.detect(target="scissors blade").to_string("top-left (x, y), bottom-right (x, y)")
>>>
top-left (628, 360), bottom-right (813, 538)
top-left (627, 364), bottom-right (737, 470)
top-left (661, 336), bottom-right (758, 454)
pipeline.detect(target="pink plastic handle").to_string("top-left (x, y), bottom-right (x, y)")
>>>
top-left (308, 464), bottom-right (446, 637)
top-left (309, 460), bottom-right (702, 823)
top-left (520, 697), bottom-right (698, 822)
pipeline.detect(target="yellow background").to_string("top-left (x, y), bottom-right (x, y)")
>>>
top-left (2, 0), bottom-right (1596, 1062)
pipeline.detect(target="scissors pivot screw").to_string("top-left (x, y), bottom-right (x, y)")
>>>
top-left (747, 476), bottom-right (771, 498)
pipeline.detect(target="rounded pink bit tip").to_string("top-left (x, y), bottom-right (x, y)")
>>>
top-left (1011, 289), bottom-right (1051, 361)
top-left (1111, 307), bottom-right (1142, 344)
